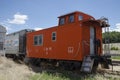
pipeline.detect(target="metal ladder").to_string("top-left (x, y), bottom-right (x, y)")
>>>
top-left (104, 26), bottom-right (110, 55)
top-left (81, 56), bottom-right (94, 73)
top-left (99, 17), bottom-right (110, 55)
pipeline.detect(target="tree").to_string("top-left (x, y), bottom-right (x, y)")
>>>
top-left (102, 31), bottom-right (120, 43)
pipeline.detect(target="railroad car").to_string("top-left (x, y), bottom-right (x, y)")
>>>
top-left (26, 11), bottom-right (111, 72)
top-left (0, 25), bottom-right (6, 56)
top-left (5, 29), bottom-right (34, 59)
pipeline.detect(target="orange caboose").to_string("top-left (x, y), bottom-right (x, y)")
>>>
top-left (26, 11), bottom-right (111, 72)
top-left (27, 11), bottom-right (102, 60)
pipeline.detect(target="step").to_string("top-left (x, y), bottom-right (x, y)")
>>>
top-left (81, 56), bottom-right (94, 73)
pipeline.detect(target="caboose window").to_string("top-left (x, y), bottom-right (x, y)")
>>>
top-left (52, 32), bottom-right (56, 41)
top-left (69, 15), bottom-right (74, 23)
top-left (34, 35), bottom-right (43, 46)
top-left (79, 15), bottom-right (83, 20)
top-left (38, 35), bottom-right (43, 45)
top-left (59, 18), bottom-right (65, 25)
top-left (34, 36), bottom-right (38, 45)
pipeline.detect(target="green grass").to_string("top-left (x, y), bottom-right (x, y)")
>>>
top-left (112, 56), bottom-right (120, 60)
top-left (29, 71), bottom-right (120, 80)
top-left (30, 71), bottom-right (82, 80)
top-left (30, 72), bottom-right (69, 80)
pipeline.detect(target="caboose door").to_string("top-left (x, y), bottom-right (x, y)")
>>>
top-left (90, 27), bottom-right (95, 55)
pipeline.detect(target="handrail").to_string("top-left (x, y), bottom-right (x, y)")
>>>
top-left (82, 41), bottom-right (90, 57)
top-left (74, 42), bottom-right (80, 58)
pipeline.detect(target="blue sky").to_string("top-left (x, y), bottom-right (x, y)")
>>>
top-left (0, 0), bottom-right (120, 33)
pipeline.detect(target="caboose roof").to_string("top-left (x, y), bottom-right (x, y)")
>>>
top-left (58, 11), bottom-right (92, 18)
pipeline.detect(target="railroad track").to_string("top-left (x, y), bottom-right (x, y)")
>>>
top-left (112, 60), bottom-right (120, 66)
top-left (110, 53), bottom-right (120, 56)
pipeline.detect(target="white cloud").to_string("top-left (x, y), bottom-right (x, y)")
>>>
top-left (115, 23), bottom-right (120, 31)
top-left (110, 23), bottom-right (120, 32)
top-left (34, 27), bottom-right (43, 31)
top-left (8, 13), bottom-right (28, 24)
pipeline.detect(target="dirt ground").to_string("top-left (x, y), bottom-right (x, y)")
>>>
top-left (0, 56), bottom-right (120, 80)
top-left (0, 57), bottom-right (35, 80)
top-left (112, 65), bottom-right (120, 71)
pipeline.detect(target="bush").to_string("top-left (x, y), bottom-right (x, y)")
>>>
top-left (111, 46), bottom-right (119, 50)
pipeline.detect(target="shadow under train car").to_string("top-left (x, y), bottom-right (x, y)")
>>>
top-left (5, 29), bottom-right (34, 60)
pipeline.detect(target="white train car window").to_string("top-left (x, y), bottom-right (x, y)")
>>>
top-left (34, 34), bottom-right (43, 46)
top-left (52, 32), bottom-right (56, 41)
top-left (69, 15), bottom-right (74, 23)
top-left (59, 18), bottom-right (65, 25)
top-left (79, 15), bottom-right (83, 20)
top-left (38, 35), bottom-right (43, 45)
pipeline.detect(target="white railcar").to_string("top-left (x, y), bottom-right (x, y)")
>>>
top-left (5, 29), bottom-right (34, 58)
top-left (0, 25), bottom-right (6, 56)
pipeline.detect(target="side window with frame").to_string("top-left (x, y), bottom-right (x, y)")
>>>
top-left (69, 15), bottom-right (74, 23)
top-left (34, 36), bottom-right (38, 45)
top-left (38, 35), bottom-right (43, 45)
top-left (34, 34), bottom-right (43, 46)
top-left (59, 18), bottom-right (65, 25)
top-left (52, 32), bottom-right (56, 41)
top-left (79, 15), bottom-right (83, 20)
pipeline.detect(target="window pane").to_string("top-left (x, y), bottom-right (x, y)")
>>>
top-left (79, 15), bottom-right (83, 20)
top-left (39, 35), bottom-right (43, 45)
top-left (34, 35), bottom-right (43, 46)
top-left (52, 37), bottom-right (56, 41)
top-left (34, 36), bottom-right (38, 45)
top-left (69, 15), bottom-right (74, 22)
top-left (59, 18), bottom-right (65, 25)
top-left (52, 33), bottom-right (56, 36)
top-left (52, 32), bottom-right (56, 41)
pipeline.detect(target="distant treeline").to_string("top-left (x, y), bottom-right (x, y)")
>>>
top-left (102, 31), bottom-right (120, 43)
